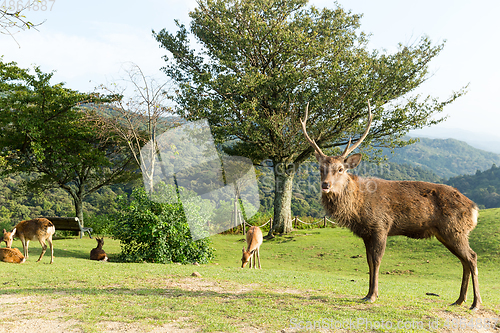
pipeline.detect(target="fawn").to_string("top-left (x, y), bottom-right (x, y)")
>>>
top-left (0, 247), bottom-right (25, 264)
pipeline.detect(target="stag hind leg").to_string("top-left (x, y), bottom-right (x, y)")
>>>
top-left (362, 235), bottom-right (387, 303)
top-left (37, 239), bottom-right (47, 262)
top-left (436, 233), bottom-right (481, 310)
top-left (37, 237), bottom-right (54, 263)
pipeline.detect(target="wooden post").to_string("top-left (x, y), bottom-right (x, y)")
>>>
top-left (294, 216), bottom-right (297, 229)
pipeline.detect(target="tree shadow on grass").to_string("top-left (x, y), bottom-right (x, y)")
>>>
top-left (0, 285), bottom-right (337, 305)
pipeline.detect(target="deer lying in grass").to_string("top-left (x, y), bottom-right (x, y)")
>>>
top-left (0, 247), bottom-right (25, 264)
top-left (241, 226), bottom-right (263, 269)
top-left (300, 101), bottom-right (481, 310)
top-left (3, 218), bottom-right (55, 264)
top-left (90, 237), bottom-right (108, 261)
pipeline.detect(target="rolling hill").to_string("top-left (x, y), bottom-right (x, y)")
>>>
top-left (383, 137), bottom-right (500, 179)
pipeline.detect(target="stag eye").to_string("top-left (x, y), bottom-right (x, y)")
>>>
top-left (338, 167), bottom-right (344, 173)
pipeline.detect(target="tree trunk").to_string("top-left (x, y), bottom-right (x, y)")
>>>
top-left (73, 195), bottom-right (85, 237)
top-left (271, 162), bottom-right (295, 234)
top-left (74, 196), bottom-right (84, 226)
top-left (65, 188), bottom-right (85, 229)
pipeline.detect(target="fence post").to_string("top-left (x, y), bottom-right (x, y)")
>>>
top-left (294, 216), bottom-right (297, 229)
top-left (323, 216), bottom-right (326, 228)
top-left (242, 216), bottom-right (246, 235)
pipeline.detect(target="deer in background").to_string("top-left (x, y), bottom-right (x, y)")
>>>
top-left (3, 218), bottom-right (55, 264)
top-left (241, 226), bottom-right (263, 269)
top-left (90, 237), bottom-right (108, 261)
top-left (300, 101), bottom-right (481, 310)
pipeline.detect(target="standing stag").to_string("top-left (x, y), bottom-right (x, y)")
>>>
top-left (300, 101), bottom-right (481, 310)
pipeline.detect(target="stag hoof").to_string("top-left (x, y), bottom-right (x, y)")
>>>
top-left (469, 302), bottom-right (480, 311)
top-left (361, 296), bottom-right (376, 303)
top-left (451, 300), bottom-right (465, 306)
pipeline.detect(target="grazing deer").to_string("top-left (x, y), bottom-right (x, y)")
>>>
top-left (241, 226), bottom-right (263, 269)
top-left (300, 101), bottom-right (481, 310)
top-left (0, 247), bottom-right (25, 264)
top-left (3, 218), bottom-right (55, 264)
top-left (90, 237), bottom-right (108, 261)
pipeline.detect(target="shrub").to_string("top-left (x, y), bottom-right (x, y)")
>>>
top-left (85, 214), bottom-right (116, 236)
top-left (112, 186), bottom-right (214, 264)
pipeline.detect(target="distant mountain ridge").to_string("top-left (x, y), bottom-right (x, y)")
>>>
top-left (409, 127), bottom-right (500, 154)
top-left (383, 137), bottom-right (500, 179)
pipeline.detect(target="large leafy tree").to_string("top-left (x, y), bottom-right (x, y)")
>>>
top-left (154, 0), bottom-right (465, 234)
top-left (0, 59), bottom-right (138, 225)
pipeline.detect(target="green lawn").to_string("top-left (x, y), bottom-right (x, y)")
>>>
top-left (0, 208), bottom-right (499, 332)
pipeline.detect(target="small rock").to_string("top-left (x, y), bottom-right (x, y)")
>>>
top-left (192, 271), bottom-right (202, 277)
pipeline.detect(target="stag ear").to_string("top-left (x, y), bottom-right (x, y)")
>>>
top-left (344, 154), bottom-right (362, 169)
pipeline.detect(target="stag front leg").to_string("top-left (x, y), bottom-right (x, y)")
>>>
top-left (21, 238), bottom-right (29, 259)
top-left (362, 235), bottom-right (387, 303)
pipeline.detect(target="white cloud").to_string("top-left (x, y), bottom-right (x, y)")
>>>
top-left (1, 22), bottom-right (167, 92)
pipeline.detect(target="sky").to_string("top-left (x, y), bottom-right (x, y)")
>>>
top-left (1, 0), bottom-right (500, 138)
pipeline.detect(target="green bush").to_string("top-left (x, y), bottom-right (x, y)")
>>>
top-left (112, 186), bottom-right (214, 264)
top-left (85, 214), bottom-right (116, 236)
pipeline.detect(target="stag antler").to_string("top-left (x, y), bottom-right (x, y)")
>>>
top-left (300, 103), bottom-right (326, 158)
top-left (340, 100), bottom-right (373, 158)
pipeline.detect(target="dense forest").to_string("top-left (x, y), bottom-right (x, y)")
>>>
top-left (0, 174), bottom-right (139, 232)
top-left (446, 164), bottom-right (500, 209)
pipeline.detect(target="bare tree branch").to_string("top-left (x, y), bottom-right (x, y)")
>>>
top-left (1, 0), bottom-right (45, 46)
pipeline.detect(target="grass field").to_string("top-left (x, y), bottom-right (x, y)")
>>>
top-left (0, 208), bottom-right (499, 332)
